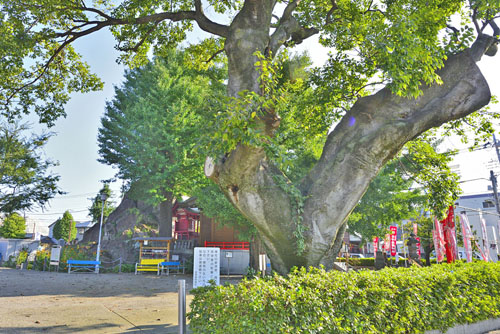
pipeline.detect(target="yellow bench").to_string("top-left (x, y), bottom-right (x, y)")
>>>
top-left (135, 259), bottom-right (165, 275)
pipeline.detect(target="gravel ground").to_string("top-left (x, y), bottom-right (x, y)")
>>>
top-left (0, 267), bottom-right (240, 334)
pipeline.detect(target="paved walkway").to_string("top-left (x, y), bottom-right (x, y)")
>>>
top-left (0, 267), bottom-right (239, 333)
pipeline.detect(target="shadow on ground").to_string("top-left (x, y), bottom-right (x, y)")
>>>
top-left (0, 267), bottom-right (240, 298)
top-left (0, 323), bottom-right (184, 333)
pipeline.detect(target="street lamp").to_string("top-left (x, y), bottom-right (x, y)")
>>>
top-left (95, 193), bottom-right (108, 273)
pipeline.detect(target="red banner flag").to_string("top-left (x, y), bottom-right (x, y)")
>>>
top-left (373, 237), bottom-right (379, 253)
top-left (390, 226), bottom-right (397, 256)
top-left (441, 206), bottom-right (457, 263)
top-left (416, 237), bottom-right (421, 259)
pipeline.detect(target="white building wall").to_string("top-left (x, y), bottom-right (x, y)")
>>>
top-left (0, 239), bottom-right (40, 262)
top-left (455, 193), bottom-right (500, 258)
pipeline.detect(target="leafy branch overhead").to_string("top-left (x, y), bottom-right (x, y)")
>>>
top-left (348, 137), bottom-right (461, 243)
top-left (3, 1), bottom-right (498, 126)
top-left (0, 122), bottom-right (63, 214)
top-left (2, 0), bottom-right (500, 273)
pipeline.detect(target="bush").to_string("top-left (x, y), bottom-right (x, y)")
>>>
top-left (188, 262), bottom-right (500, 333)
top-left (4, 255), bottom-right (16, 268)
top-left (0, 213), bottom-right (26, 238)
top-left (117, 263), bottom-right (135, 273)
top-left (33, 250), bottom-right (51, 270)
top-left (59, 244), bottom-right (94, 271)
top-left (16, 248), bottom-right (28, 266)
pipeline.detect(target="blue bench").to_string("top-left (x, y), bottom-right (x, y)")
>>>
top-left (67, 259), bottom-right (100, 273)
top-left (158, 261), bottom-right (184, 275)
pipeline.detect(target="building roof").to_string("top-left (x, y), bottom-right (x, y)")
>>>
top-left (75, 221), bottom-right (95, 229)
top-left (40, 236), bottom-right (58, 245)
top-left (131, 237), bottom-right (173, 241)
top-left (458, 193), bottom-right (495, 200)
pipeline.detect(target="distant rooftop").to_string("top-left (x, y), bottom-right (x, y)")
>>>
top-left (75, 221), bottom-right (95, 229)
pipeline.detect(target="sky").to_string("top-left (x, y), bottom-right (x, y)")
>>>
top-left (22, 18), bottom-right (500, 233)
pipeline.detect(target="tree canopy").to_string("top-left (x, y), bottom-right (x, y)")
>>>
top-left (53, 210), bottom-right (76, 242)
top-left (98, 49), bottom-right (225, 235)
top-left (0, 122), bottom-right (62, 214)
top-left (1, 0), bottom-right (499, 273)
top-left (0, 212), bottom-right (26, 239)
top-left (1, 0), bottom-right (499, 123)
top-left (88, 183), bottom-right (115, 224)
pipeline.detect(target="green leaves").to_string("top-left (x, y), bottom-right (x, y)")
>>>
top-left (348, 136), bottom-right (460, 241)
top-left (299, 0), bottom-right (485, 98)
top-left (88, 184), bottom-right (115, 224)
top-left (403, 139), bottom-right (460, 219)
top-left (98, 49), bottom-right (224, 206)
top-left (189, 262), bottom-right (500, 333)
top-left (0, 0), bottom-right (103, 125)
top-left (193, 183), bottom-right (256, 241)
top-left (0, 122), bottom-right (62, 214)
top-left (53, 210), bottom-right (76, 242)
top-left (0, 212), bottom-right (26, 239)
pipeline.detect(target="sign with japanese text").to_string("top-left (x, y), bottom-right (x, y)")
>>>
top-left (390, 226), bottom-right (397, 256)
top-left (193, 247), bottom-right (220, 288)
top-left (373, 237), bottom-right (379, 252)
top-left (416, 237), bottom-right (421, 259)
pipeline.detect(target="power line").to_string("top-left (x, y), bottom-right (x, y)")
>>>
top-left (27, 209), bottom-right (88, 216)
top-left (50, 192), bottom-right (98, 199)
top-left (455, 205), bottom-right (500, 218)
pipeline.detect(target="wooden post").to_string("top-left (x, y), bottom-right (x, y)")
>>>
top-left (139, 241), bottom-right (143, 262)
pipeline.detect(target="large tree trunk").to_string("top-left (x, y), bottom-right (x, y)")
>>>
top-left (158, 193), bottom-right (173, 237)
top-left (213, 0), bottom-right (497, 275)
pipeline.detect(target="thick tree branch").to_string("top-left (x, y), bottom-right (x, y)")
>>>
top-left (4, 34), bottom-right (82, 108)
top-left (205, 49), bottom-right (225, 63)
top-left (116, 22), bottom-right (160, 52)
top-left (268, 1), bottom-right (319, 56)
top-left (65, 6), bottom-right (229, 38)
top-left (6, 3), bottom-right (229, 107)
top-left (472, 8), bottom-right (482, 35)
top-left (326, 0), bottom-right (339, 24)
top-left (300, 34), bottom-right (496, 266)
top-left (489, 19), bottom-right (500, 37)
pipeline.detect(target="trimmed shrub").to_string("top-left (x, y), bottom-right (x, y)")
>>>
top-left (16, 248), bottom-right (28, 266)
top-left (188, 262), bottom-right (500, 333)
top-left (59, 244), bottom-right (94, 271)
top-left (33, 250), bottom-right (50, 270)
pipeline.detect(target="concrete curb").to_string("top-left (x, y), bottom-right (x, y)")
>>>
top-left (426, 318), bottom-right (500, 334)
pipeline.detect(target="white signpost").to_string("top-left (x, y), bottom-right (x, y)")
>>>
top-left (49, 246), bottom-right (61, 271)
top-left (193, 247), bottom-right (220, 288)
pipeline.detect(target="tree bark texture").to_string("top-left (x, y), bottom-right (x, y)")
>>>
top-left (214, 1), bottom-right (497, 274)
top-left (158, 194), bottom-right (174, 237)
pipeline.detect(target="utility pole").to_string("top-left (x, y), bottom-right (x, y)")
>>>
top-left (493, 134), bottom-right (500, 164)
top-left (491, 170), bottom-right (500, 216)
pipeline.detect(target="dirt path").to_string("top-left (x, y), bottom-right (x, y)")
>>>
top-left (0, 267), bottom-right (240, 333)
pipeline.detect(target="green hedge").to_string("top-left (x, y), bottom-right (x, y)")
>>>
top-left (336, 257), bottom-right (440, 267)
top-left (188, 262), bottom-right (500, 333)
